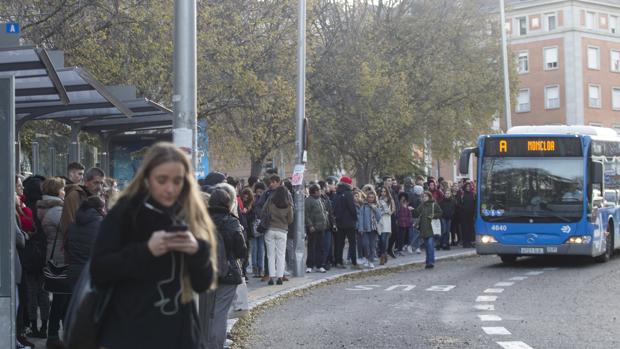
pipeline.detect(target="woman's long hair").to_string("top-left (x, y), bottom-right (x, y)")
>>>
top-left (271, 186), bottom-right (292, 209)
top-left (116, 142), bottom-right (218, 299)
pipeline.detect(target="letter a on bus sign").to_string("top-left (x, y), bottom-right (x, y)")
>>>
top-left (5, 23), bottom-right (20, 34)
top-left (499, 140), bottom-right (508, 153)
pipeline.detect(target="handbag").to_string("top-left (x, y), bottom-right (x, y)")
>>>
top-left (431, 203), bottom-right (441, 237)
top-left (220, 258), bottom-right (243, 285)
top-left (256, 199), bottom-right (272, 235)
top-left (43, 226), bottom-right (71, 294)
top-left (64, 261), bottom-right (113, 349)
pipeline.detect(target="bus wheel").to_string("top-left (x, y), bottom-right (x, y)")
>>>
top-left (499, 254), bottom-right (517, 264)
top-left (595, 229), bottom-right (614, 263)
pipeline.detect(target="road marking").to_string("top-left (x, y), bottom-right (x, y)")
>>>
top-left (495, 282), bottom-right (514, 287)
top-left (509, 276), bottom-right (528, 281)
top-left (476, 295), bottom-right (498, 302)
top-left (484, 288), bottom-right (504, 293)
top-left (345, 285), bottom-right (380, 291)
top-left (525, 271), bottom-right (544, 276)
top-left (475, 304), bottom-right (495, 311)
top-left (543, 267), bottom-right (559, 271)
top-left (426, 285), bottom-right (456, 292)
top-left (478, 314), bottom-right (502, 321)
top-left (482, 327), bottom-right (511, 335)
top-left (385, 285), bottom-right (416, 291)
top-left (497, 341), bottom-right (534, 349)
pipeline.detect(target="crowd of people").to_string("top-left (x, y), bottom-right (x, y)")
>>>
top-left (11, 141), bottom-right (478, 349)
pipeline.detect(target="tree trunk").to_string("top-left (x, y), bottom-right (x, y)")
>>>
top-left (250, 157), bottom-right (264, 178)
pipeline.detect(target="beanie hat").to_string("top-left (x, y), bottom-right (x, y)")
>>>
top-left (340, 176), bottom-right (353, 185)
top-left (413, 185), bottom-right (423, 195)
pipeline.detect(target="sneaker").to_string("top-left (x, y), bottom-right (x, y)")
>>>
top-left (276, 278), bottom-right (283, 285)
top-left (358, 257), bottom-right (367, 265)
top-left (306, 267), bottom-right (312, 273)
top-left (369, 263), bottom-right (375, 269)
top-left (318, 267), bottom-right (327, 273)
top-left (268, 278), bottom-right (274, 285)
top-left (415, 248), bottom-right (422, 254)
top-left (406, 246), bottom-right (413, 253)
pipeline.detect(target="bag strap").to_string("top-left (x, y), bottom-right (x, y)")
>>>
top-left (49, 223), bottom-right (61, 261)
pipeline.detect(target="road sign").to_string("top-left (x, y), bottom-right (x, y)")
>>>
top-left (5, 23), bottom-right (19, 34)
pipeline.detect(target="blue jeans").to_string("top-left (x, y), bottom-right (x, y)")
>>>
top-left (322, 230), bottom-right (333, 267)
top-left (360, 231), bottom-right (378, 262)
top-left (378, 232), bottom-right (390, 256)
top-left (440, 218), bottom-right (451, 247)
top-left (424, 236), bottom-right (435, 266)
top-left (409, 225), bottom-right (421, 249)
top-left (251, 235), bottom-right (265, 272)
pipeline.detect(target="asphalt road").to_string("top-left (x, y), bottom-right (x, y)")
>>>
top-left (246, 254), bottom-right (620, 349)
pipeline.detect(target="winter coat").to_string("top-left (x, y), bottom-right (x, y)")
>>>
top-left (439, 197), bottom-right (456, 220)
top-left (66, 198), bottom-right (104, 287)
top-left (305, 196), bottom-right (328, 232)
top-left (208, 206), bottom-right (247, 283)
top-left (378, 199), bottom-right (393, 233)
top-left (357, 203), bottom-right (381, 233)
top-left (91, 195), bottom-right (213, 349)
top-left (37, 195), bottom-right (65, 265)
top-left (264, 200), bottom-right (294, 232)
top-left (413, 200), bottom-right (443, 239)
top-left (59, 184), bottom-right (91, 235)
top-left (333, 183), bottom-right (357, 229)
top-left (397, 205), bottom-right (413, 228)
top-left (321, 194), bottom-right (336, 231)
top-left (459, 191), bottom-right (476, 218)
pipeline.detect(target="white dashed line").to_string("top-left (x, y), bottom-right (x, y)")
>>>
top-left (495, 282), bottom-right (515, 287)
top-left (475, 304), bottom-right (495, 311)
top-left (484, 288), bottom-right (505, 293)
top-left (525, 271), bottom-right (544, 276)
top-left (478, 314), bottom-right (502, 321)
top-left (425, 285), bottom-right (456, 292)
top-left (509, 276), bottom-right (528, 281)
top-left (476, 295), bottom-right (498, 302)
top-left (482, 327), bottom-right (511, 335)
top-left (497, 341), bottom-right (534, 349)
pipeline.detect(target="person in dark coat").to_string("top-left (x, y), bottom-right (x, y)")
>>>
top-left (438, 190), bottom-right (456, 250)
top-left (332, 176), bottom-right (359, 268)
top-left (459, 181), bottom-right (476, 248)
top-left (413, 191), bottom-right (443, 269)
top-left (66, 196), bottom-right (105, 288)
top-left (90, 143), bottom-right (216, 349)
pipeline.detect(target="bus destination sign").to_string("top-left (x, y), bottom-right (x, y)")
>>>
top-left (484, 137), bottom-right (582, 157)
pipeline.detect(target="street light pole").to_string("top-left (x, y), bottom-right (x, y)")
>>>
top-left (293, 0), bottom-right (307, 277)
top-left (173, 0), bottom-right (198, 168)
top-left (500, 0), bottom-right (512, 131)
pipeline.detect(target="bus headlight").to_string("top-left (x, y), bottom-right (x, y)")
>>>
top-left (480, 235), bottom-right (498, 244)
top-left (566, 236), bottom-right (592, 244)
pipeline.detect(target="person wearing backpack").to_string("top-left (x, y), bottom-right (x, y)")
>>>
top-left (202, 186), bottom-right (247, 349)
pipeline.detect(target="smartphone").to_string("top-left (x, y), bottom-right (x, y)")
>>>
top-left (167, 224), bottom-right (188, 233)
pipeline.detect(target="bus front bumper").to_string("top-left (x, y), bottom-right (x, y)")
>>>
top-left (476, 242), bottom-right (593, 256)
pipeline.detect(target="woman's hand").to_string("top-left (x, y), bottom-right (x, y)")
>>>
top-left (148, 231), bottom-right (170, 257)
top-left (166, 231), bottom-right (200, 255)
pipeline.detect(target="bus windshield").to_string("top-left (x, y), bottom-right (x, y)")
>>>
top-left (480, 157), bottom-right (584, 223)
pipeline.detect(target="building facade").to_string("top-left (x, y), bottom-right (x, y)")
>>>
top-left (506, 0), bottom-right (620, 131)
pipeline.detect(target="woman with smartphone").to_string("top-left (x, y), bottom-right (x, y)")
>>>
top-left (90, 142), bottom-right (217, 349)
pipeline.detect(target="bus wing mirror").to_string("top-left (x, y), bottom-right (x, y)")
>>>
top-left (459, 147), bottom-right (478, 175)
top-left (591, 161), bottom-right (603, 185)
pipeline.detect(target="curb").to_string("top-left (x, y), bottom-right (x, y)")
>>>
top-left (226, 249), bottom-right (478, 347)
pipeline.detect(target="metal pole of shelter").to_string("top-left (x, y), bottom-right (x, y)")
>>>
top-left (500, 0), bottom-right (512, 131)
top-left (172, 0), bottom-right (198, 169)
top-left (49, 147), bottom-right (56, 176)
top-left (32, 141), bottom-right (39, 175)
top-left (0, 76), bottom-right (17, 349)
top-left (293, 0), bottom-right (307, 278)
top-left (69, 124), bottom-right (81, 163)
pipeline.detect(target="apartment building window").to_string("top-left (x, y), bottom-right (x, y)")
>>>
top-left (545, 13), bottom-right (557, 31)
top-left (611, 50), bottom-right (620, 72)
top-left (588, 46), bottom-right (600, 70)
top-left (545, 85), bottom-right (560, 109)
top-left (517, 17), bottom-right (527, 35)
top-left (612, 87), bottom-right (620, 110)
top-left (589, 84), bottom-right (601, 108)
top-left (611, 16), bottom-right (618, 34)
top-left (586, 12), bottom-right (596, 29)
top-left (518, 51), bottom-right (529, 73)
top-left (517, 89), bottom-right (530, 112)
top-left (544, 47), bottom-right (558, 70)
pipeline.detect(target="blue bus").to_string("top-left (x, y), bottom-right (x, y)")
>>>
top-left (459, 125), bottom-right (620, 264)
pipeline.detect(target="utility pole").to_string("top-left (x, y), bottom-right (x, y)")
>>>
top-left (293, 0), bottom-right (307, 277)
top-left (172, 0), bottom-right (198, 168)
top-left (500, 0), bottom-right (512, 131)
